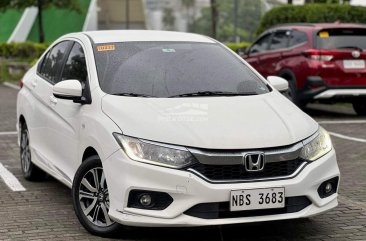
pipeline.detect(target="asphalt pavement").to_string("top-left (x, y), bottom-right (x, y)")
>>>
top-left (0, 84), bottom-right (365, 241)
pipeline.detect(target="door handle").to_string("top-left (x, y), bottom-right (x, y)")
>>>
top-left (49, 96), bottom-right (57, 105)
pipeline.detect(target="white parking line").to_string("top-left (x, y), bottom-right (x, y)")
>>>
top-left (318, 120), bottom-right (366, 124)
top-left (329, 132), bottom-right (366, 143)
top-left (0, 163), bottom-right (26, 191)
top-left (0, 131), bottom-right (17, 136)
top-left (3, 82), bottom-right (20, 90)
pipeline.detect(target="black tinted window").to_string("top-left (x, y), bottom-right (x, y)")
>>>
top-left (250, 34), bottom-right (271, 54)
top-left (61, 42), bottom-right (87, 83)
top-left (39, 41), bottom-right (70, 83)
top-left (94, 42), bottom-right (269, 97)
top-left (270, 31), bottom-right (289, 50)
top-left (289, 30), bottom-right (307, 47)
top-left (316, 28), bottom-right (366, 50)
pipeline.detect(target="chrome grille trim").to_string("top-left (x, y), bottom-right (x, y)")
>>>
top-left (188, 142), bottom-right (304, 165)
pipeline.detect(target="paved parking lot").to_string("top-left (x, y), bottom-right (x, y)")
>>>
top-left (0, 84), bottom-right (365, 241)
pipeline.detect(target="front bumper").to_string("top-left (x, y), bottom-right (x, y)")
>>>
top-left (103, 148), bottom-right (339, 227)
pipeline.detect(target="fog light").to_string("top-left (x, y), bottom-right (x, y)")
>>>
top-left (139, 194), bottom-right (152, 206)
top-left (325, 182), bottom-right (332, 193)
top-left (128, 190), bottom-right (173, 210)
top-left (317, 177), bottom-right (339, 198)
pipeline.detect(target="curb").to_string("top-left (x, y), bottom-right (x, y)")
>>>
top-left (3, 82), bottom-right (20, 90)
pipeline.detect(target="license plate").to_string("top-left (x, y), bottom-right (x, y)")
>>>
top-left (230, 187), bottom-right (285, 211)
top-left (343, 60), bottom-right (365, 69)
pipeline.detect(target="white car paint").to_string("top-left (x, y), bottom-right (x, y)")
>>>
top-left (102, 91), bottom-right (318, 149)
top-left (17, 30), bottom-right (340, 229)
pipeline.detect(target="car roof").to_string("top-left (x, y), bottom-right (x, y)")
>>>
top-left (269, 22), bottom-right (366, 32)
top-left (81, 30), bottom-right (215, 44)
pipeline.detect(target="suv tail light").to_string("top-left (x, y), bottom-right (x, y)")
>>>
top-left (302, 49), bottom-right (334, 61)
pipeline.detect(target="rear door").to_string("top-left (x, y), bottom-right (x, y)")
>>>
top-left (47, 41), bottom-right (90, 182)
top-left (315, 28), bottom-right (366, 86)
top-left (30, 41), bottom-right (72, 171)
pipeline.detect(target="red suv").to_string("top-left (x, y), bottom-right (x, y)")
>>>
top-left (242, 23), bottom-right (366, 115)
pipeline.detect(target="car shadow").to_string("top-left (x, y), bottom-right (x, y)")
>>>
top-left (116, 218), bottom-right (317, 241)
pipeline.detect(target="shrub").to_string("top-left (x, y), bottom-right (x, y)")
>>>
top-left (225, 42), bottom-right (251, 52)
top-left (0, 42), bottom-right (49, 60)
top-left (257, 4), bottom-right (366, 35)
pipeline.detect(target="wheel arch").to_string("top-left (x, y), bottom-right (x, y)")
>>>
top-left (82, 146), bottom-right (100, 162)
top-left (278, 69), bottom-right (297, 88)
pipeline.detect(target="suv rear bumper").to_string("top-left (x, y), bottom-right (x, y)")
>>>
top-left (299, 76), bottom-right (366, 101)
top-left (314, 89), bottom-right (366, 99)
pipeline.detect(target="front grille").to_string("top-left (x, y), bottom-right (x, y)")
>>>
top-left (188, 158), bottom-right (306, 182)
top-left (184, 196), bottom-right (311, 219)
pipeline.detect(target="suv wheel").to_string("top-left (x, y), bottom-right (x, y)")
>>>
top-left (72, 156), bottom-right (121, 237)
top-left (352, 100), bottom-right (366, 116)
top-left (20, 123), bottom-right (47, 180)
top-left (281, 74), bottom-right (306, 108)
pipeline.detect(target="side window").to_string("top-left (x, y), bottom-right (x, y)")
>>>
top-left (270, 31), bottom-right (289, 50)
top-left (37, 51), bottom-right (50, 73)
top-left (39, 41), bottom-right (70, 84)
top-left (249, 34), bottom-right (272, 54)
top-left (61, 42), bottom-right (87, 83)
top-left (289, 30), bottom-right (308, 47)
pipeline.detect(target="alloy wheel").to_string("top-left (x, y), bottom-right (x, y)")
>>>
top-left (20, 129), bottom-right (31, 173)
top-left (78, 167), bottom-right (114, 227)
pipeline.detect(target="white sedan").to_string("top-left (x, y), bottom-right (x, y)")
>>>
top-left (17, 30), bottom-right (340, 236)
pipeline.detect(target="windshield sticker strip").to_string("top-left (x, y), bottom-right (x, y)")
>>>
top-left (97, 44), bottom-right (115, 51)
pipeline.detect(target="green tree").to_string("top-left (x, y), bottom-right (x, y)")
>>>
top-left (181, 0), bottom-right (195, 30)
top-left (162, 7), bottom-right (175, 31)
top-left (305, 0), bottom-right (350, 3)
top-left (192, 0), bottom-right (264, 42)
top-left (0, 0), bottom-right (79, 43)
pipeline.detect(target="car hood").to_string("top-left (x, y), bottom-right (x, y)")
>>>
top-left (101, 92), bottom-right (318, 149)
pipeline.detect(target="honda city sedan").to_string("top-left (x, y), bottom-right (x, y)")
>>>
top-left (17, 30), bottom-right (340, 236)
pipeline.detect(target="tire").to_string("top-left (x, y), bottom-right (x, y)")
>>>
top-left (352, 100), bottom-right (366, 116)
top-left (72, 156), bottom-right (121, 237)
top-left (281, 73), bottom-right (306, 109)
top-left (20, 122), bottom-right (47, 181)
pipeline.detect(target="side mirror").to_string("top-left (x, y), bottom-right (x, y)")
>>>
top-left (267, 76), bottom-right (289, 93)
top-left (237, 47), bottom-right (247, 56)
top-left (53, 79), bottom-right (82, 100)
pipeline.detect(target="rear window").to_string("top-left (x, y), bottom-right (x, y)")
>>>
top-left (316, 28), bottom-right (366, 50)
top-left (94, 42), bottom-right (270, 97)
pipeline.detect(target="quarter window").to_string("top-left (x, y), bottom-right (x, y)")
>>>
top-left (39, 41), bottom-right (70, 84)
top-left (61, 42), bottom-right (88, 83)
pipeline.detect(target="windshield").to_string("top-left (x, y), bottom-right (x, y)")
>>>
top-left (93, 41), bottom-right (269, 97)
top-left (316, 28), bottom-right (366, 50)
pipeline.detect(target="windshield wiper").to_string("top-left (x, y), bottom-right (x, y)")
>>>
top-left (168, 91), bottom-right (257, 98)
top-left (336, 46), bottom-right (363, 51)
top-left (113, 93), bottom-right (154, 97)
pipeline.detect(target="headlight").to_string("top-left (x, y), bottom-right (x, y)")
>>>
top-left (300, 127), bottom-right (332, 161)
top-left (113, 134), bottom-right (196, 168)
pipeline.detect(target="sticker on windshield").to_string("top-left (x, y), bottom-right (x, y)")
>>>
top-left (97, 44), bottom-right (115, 51)
top-left (319, 31), bottom-right (329, 38)
top-left (162, 48), bottom-right (176, 53)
